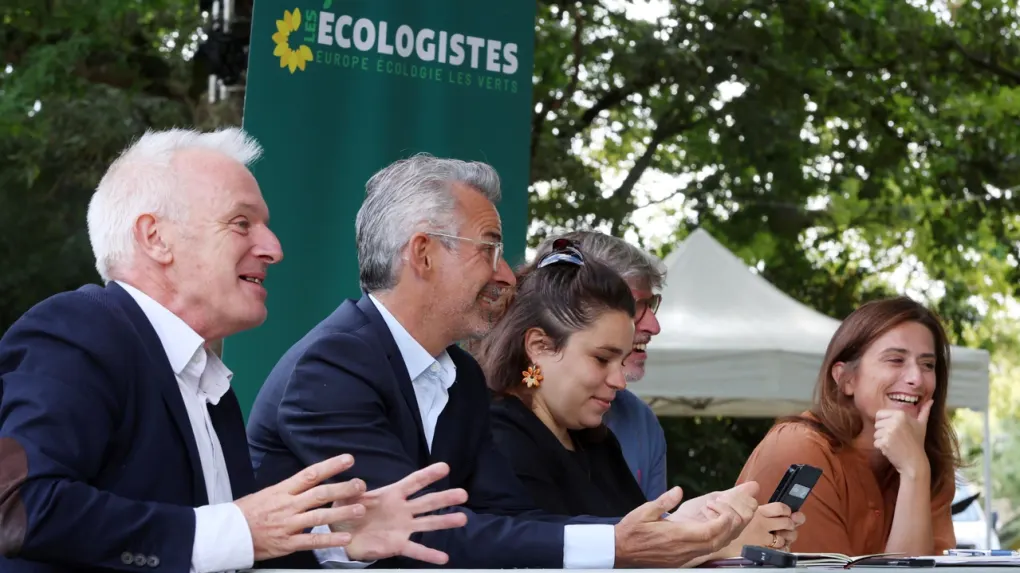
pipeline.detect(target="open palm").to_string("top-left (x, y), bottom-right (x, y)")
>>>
top-left (332, 462), bottom-right (469, 565)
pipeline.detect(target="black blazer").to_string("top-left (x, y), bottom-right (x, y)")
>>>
top-left (247, 295), bottom-right (616, 569)
top-left (490, 395), bottom-right (648, 518)
top-left (0, 282), bottom-right (255, 573)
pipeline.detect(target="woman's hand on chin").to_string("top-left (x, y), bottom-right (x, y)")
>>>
top-left (874, 400), bottom-right (933, 480)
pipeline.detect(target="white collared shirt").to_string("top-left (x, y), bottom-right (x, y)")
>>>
top-left (117, 281), bottom-right (254, 573)
top-left (317, 294), bottom-right (616, 569)
top-left (369, 294), bottom-right (456, 450)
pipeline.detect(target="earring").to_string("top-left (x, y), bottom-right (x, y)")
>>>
top-left (522, 365), bottom-right (543, 388)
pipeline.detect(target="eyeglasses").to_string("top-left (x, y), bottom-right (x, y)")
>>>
top-left (634, 293), bottom-right (662, 322)
top-left (426, 232), bottom-right (504, 272)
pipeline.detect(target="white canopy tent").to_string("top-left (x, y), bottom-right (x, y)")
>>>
top-left (634, 228), bottom-right (993, 543)
top-left (638, 228), bottom-right (990, 416)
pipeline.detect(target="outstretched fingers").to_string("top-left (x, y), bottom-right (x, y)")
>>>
top-left (408, 511), bottom-right (469, 533)
top-left (400, 541), bottom-right (452, 565)
top-left (407, 488), bottom-right (468, 515)
top-left (294, 479), bottom-right (366, 512)
top-left (283, 454), bottom-right (356, 495)
top-left (288, 530), bottom-right (354, 552)
top-left (395, 462), bottom-right (451, 498)
top-left (293, 502), bottom-right (367, 531)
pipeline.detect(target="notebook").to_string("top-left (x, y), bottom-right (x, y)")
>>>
top-left (793, 552), bottom-right (907, 566)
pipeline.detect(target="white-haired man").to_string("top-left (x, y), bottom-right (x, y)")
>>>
top-left (0, 128), bottom-right (468, 573)
top-left (534, 231), bottom-right (668, 500)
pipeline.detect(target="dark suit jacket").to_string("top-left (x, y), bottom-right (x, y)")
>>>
top-left (490, 396), bottom-right (648, 518)
top-left (0, 282), bottom-right (255, 573)
top-left (247, 295), bottom-right (616, 569)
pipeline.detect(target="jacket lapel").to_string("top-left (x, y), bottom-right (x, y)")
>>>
top-left (108, 282), bottom-right (209, 505)
top-left (355, 296), bottom-right (430, 461)
top-left (428, 350), bottom-right (467, 468)
top-left (209, 389), bottom-right (256, 497)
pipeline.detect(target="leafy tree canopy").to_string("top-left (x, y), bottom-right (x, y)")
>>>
top-left (4, 0), bottom-right (1020, 514)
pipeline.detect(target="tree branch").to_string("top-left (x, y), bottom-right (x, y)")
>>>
top-left (950, 40), bottom-right (1020, 85)
top-left (552, 7), bottom-right (584, 114)
top-left (530, 6), bottom-right (585, 164)
top-left (635, 185), bottom-right (689, 210)
top-left (557, 72), bottom-right (660, 143)
top-left (605, 115), bottom-right (705, 233)
top-left (530, 93), bottom-right (555, 165)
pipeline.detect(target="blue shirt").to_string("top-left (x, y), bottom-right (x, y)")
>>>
top-left (603, 388), bottom-right (667, 501)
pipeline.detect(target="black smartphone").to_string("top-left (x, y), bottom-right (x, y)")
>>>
top-left (767, 464), bottom-right (822, 512)
top-left (741, 545), bottom-right (798, 568)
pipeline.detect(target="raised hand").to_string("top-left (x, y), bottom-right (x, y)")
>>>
top-left (874, 400), bottom-right (932, 478)
top-left (233, 454), bottom-right (371, 561)
top-left (331, 462), bottom-right (469, 565)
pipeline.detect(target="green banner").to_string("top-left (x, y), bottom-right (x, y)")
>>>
top-left (229, 0), bottom-right (536, 416)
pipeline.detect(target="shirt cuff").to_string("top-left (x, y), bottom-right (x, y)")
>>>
top-left (191, 504), bottom-right (253, 573)
top-left (311, 524), bottom-right (376, 568)
top-left (563, 524), bottom-right (615, 569)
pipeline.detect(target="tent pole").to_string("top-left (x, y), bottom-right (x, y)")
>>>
top-left (984, 407), bottom-right (993, 548)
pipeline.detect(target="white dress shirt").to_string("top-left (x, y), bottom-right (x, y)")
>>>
top-left (117, 282), bottom-right (254, 573)
top-left (316, 294), bottom-right (616, 569)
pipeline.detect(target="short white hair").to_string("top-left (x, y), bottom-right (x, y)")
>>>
top-left (86, 127), bottom-right (263, 282)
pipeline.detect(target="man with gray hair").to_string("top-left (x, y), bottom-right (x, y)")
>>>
top-left (247, 153), bottom-right (759, 569)
top-left (533, 231), bottom-right (669, 501)
top-left (0, 129), bottom-right (469, 573)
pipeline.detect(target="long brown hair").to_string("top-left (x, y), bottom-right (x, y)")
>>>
top-left (786, 296), bottom-right (962, 495)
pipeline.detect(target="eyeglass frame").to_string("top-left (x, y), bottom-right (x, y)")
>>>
top-left (425, 232), bottom-right (504, 272)
top-left (634, 293), bottom-right (662, 322)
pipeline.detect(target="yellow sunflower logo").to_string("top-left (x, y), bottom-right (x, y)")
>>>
top-left (272, 8), bottom-right (314, 73)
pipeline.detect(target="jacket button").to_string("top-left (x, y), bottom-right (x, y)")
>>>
top-left (147, 556), bottom-right (160, 568)
top-left (121, 552), bottom-right (133, 565)
top-left (134, 554), bottom-right (147, 566)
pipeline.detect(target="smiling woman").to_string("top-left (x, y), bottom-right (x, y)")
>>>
top-left (735, 296), bottom-right (963, 557)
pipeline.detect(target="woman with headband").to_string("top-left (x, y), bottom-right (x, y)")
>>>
top-left (476, 238), bottom-right (804, 565)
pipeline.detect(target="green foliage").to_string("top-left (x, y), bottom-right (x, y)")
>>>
top-left (4, 0), bottom-right (1020, 509)
top-left (0, 0), bottom-right (242, 331)
top-left (530, 0), bottom-right (1020, 323)
top-left (530, 0), bottom-right (1020, 494)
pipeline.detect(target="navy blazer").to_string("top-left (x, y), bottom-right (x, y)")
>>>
top-left (247, 295), bottom-right (616, 569)
top-left (0, 282), bottom-right (255, 573)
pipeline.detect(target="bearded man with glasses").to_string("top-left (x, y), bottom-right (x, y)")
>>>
top-left (533, 231), bottom-right (668, 502)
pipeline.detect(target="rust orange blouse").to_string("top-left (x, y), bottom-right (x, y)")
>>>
top-left (736, 418), bottom-right (955, 556)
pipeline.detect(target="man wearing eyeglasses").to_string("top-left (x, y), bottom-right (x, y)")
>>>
top-left (246, 154), bottom-right (758, 570)
top-left (533, 231), bottom-right (668, 502)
